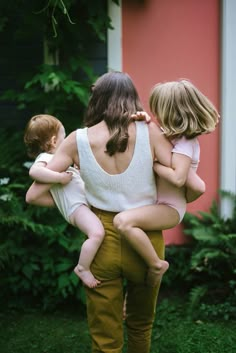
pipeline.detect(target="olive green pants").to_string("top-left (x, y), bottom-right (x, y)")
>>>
top-left (85, 208), bottom-right (165, 353)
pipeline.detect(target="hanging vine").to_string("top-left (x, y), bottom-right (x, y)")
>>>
top-left (0, 0), bottom-right (119, 129)
top-left (34, 0), bottom-right (75, 37)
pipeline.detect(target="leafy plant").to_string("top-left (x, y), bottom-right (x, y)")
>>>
top-left (182, 191), bottom-right (236, 319)
top-left (1, 61), bottom-right (94, 129)
top-left (161, 245), bottom-right (192, 289)
top-left (0, 0), bottom-right (118, 130)
top-left (0, 129), bottom-right (86, 310)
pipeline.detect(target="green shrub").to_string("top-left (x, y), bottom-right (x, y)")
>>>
top-left (0, 0), bottom-right (118, 310)
top-left (161, 244), bottom-right (192, 293)
top-left (0, 129), bottom-right (86, 310)
top-left (0, 0), bottom-right (118, 131)
top-left (182, 191), bottom-right (236, 320)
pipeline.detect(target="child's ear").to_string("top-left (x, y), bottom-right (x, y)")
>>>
top-left (50, 135), bottom-right (57, 147)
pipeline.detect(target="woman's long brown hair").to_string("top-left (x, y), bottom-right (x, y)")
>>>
top-left (84, 71), bottom-right (143, 156)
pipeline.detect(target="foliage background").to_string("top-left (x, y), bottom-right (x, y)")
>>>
top-left (0, 0), bottom-right (117, 130)
top-left (0, 0), bottom-right (116, 309)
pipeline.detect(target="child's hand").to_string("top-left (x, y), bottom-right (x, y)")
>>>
top-left (131, 111), bottom-right (151, 123)
top-left (60, 171), bottom-right (73, 185)
top-left (153, 161), bottom-right (161, 175)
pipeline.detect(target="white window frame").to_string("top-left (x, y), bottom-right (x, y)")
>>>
top-left (220, 0), bottom-right (236, 217)
top-left (107, 0), bottom-right (122, 72)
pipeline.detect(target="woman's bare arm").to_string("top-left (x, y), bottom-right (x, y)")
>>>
top-left (26, 132), bottom-right (78, 207)
top-left (47, 131), bottom-right (78, 172)
top-left (26, 181), bottom-right (55, 207)
top-left (148, 122), bottom-right (173, 167)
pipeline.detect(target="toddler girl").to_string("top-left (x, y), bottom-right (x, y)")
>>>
top-left (114, 79), bottom-right (219, 287)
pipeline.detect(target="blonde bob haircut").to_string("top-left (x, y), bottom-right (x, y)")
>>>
top-left (149, 79), bottom-right (219, 139)
top-left (24, 114), bottom-right (62, 158)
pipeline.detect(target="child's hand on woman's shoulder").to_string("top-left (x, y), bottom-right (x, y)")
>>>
top-left (131, 111), bottom-right (151, 123)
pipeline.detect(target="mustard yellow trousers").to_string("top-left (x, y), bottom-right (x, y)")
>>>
top-left (85, 208), bottom-right (165, 353)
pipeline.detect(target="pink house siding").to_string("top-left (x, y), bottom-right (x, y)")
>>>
top-left (122, 0), bottom-right (220, 244)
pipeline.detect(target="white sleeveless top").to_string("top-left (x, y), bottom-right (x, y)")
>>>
top-left (76, 121), bottom-right (157, 212)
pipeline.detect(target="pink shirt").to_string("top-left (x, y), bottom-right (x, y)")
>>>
top-left (157, 136), bottom-right (200, 223)
top-left (172, 136), bottom-right (200, 170)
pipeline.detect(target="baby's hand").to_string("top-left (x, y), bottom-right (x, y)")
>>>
top-left (131, 111), bottom-right (151, 123)
top-left (60, 171), bottom-right (73, 185)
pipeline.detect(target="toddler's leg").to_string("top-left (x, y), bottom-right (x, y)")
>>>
top-left (69, 205), bottom-right (105, 288)
top-left (114, 204), bottom-right (179, 286)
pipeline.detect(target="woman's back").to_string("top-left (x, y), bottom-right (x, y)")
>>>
top-left (86, 120), bottom-right (138, 175)
top-left (77, 121), bottom-right (157, 212)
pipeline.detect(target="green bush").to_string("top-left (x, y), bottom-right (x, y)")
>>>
top-left (0, 0), bottom-right (118, 310)
top-left (162, 245), bottom-right (192, 290)
top-left (0, 129), bottom-right (86, 310)
top-left (161, 191), bottom-right (236, 320)
top-left (0, 0), bottom-right (118, 130)
top-left (183, 191), bottom-right (236, 320)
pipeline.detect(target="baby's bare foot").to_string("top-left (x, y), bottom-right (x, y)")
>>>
top-left (146, 260), bottom-right (169, 287)
top-left (74, 265), bottom-right (101, 288)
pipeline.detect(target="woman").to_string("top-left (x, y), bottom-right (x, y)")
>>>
top-left (28, 71), bottom-right (173, 353)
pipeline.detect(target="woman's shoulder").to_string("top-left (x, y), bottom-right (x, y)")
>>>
top-left (147, 121), bottom-right (164, 140)
top-left (66, 130), bottom-right (77, 143)
top-left (61, 131), bottom-right (78, 155)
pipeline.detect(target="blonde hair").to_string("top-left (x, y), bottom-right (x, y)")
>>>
top-left (24, 114), bottom-right (62, 158)
top-left (149, 79), bottom-right (219, 139)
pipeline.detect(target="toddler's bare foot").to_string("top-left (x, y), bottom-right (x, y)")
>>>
top-left (146, 260), bottom-right (169, 287)
top-left (74, 265), bottom-right (101, 288)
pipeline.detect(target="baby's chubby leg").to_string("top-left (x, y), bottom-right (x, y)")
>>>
top-left (70, 205), bottom-right (105, 288)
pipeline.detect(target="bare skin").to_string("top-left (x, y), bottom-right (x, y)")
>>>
top-left (114, 203), bottom-right (178, 286)
top-left (70, 205), bottom-right (104, 288)
top-left (27, 181), bottom-right (104, 288)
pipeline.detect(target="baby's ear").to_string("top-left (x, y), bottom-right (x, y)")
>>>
top-left (50, 135), bottom-right (57, 147)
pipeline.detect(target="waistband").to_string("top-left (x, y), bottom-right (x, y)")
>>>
top-left (91, 207), bottom-right (118, 220)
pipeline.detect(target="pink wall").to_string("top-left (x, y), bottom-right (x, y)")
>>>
top-left (122, 0), bottom-right (220, 244)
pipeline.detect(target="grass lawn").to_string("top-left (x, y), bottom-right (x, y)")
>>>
top-left (0, 294), bottom-right (236, 353)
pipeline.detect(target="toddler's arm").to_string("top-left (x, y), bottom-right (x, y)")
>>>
top-left (154, 155), bottom-right (205, 203)
top-left (29, 161), bottom-right (72, 185)
top-left (185, 169), bottom-right (206, 203)
top-left (154, 152), bottom-right (191, 188)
